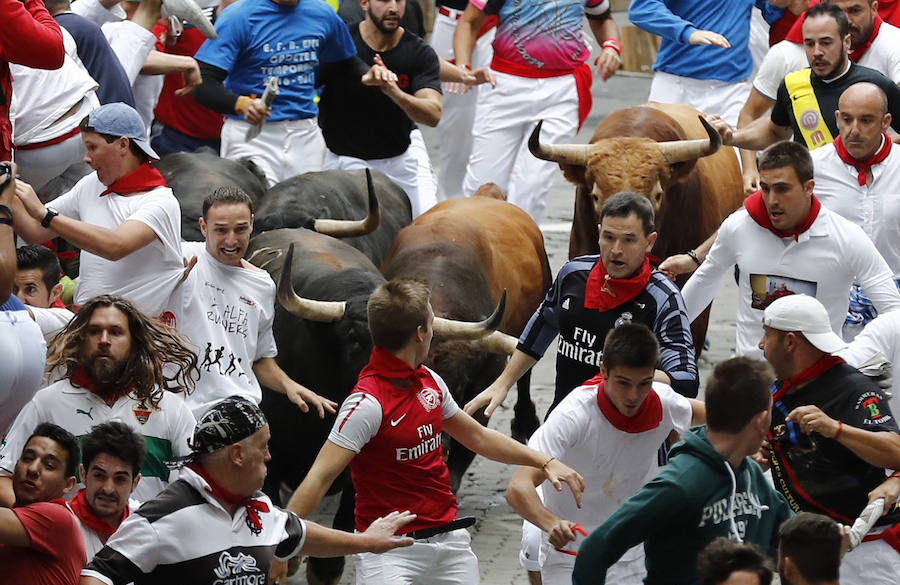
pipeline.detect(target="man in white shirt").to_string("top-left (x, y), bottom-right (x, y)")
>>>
top-left (812, 82), bottom-right (900, 333)
top-left (170, 186), bottom-right (336, 418)
top-left (506, 323), bottom-right (704, 585)
top-left (68, 422), bottom-right (144, 561)
top-left (680, 140), bottom-right (900, 358)
top-left (9, 102), bottom-right (184, 316)
top-left (14, 245), bottom-right (74, 341)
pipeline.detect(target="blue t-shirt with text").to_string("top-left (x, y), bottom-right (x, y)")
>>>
top-left (195, 0), bottom-right (356, 121)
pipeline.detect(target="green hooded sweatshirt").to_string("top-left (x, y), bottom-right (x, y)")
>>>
top-left (572, 426), bottom-right (793, 585)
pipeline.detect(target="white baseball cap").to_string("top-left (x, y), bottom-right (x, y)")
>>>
top-left (763, 294), bottom-right (847, 353)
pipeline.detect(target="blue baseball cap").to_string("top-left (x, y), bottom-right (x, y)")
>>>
top-left (85, 102), bottom-right (159, 160)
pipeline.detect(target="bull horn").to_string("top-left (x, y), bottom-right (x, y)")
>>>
top-left (277, 243), bottom-right (347, 322)
top-left (312, 168), bottom-right (381, 237)
top-left (656, 115), bottom-right (722, 164)
top-left (470, 330), bottom-right (518, 355)
top-left (433, 290), bottom-right (507, 340)
top-left (528, 120), bottom-right (591, 166)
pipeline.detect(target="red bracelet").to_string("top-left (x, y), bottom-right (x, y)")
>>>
top-left (601, 39), bottom-right (622, 56)
top-left (834, 420), bottom-right (843, 440)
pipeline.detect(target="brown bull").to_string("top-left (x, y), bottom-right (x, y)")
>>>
top-left (529, 103), bottom-right (744, 353)
top-left (380, 192), bottom-right (551, 488)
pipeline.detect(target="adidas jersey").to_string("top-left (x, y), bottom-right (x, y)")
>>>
top-left (0, 379), bottom-right (195, 502)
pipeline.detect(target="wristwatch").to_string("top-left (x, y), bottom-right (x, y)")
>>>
top-left (41, 206), bottom-right (59, 228)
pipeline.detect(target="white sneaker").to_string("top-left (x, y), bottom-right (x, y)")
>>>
top-left (161, 0), bottom-right (217, 39)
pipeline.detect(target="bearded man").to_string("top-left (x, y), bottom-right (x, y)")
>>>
top-left (0, 294), bottom-right (198, 505)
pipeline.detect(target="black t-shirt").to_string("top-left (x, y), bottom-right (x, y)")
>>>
top-left (769, 362), bottom-right (900, 526)
top-left (55, 12), bottom-right (135, 106)
top-left (318, 23), bottom-right (441, 160)
top-left (771, 62), bottom-right (900, 146)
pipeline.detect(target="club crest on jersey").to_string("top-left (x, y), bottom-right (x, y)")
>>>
top-left (159, 311), bottom-right (176, 328)
top-left (614, 312), bottom-right (633, 328)
top-left (133, 405), bottom-right (151, 425)
top-left (417, 386), bottom-right (441, 412)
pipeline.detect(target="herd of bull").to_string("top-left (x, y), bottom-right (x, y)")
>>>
top-left (39, 104), bottom-right (744, 584)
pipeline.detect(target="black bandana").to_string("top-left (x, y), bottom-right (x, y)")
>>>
top-left (188, 397), bottom-right (268, 454)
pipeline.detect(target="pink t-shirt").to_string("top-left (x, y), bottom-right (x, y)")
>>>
top-left (0, 500), bottom-right (86, 585)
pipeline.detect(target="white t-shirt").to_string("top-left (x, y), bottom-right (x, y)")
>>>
top-left (51, 172), bottom-right (184, 316)
top-left (0, 378), bottom-right (195, 502)
top-left (528, 380), bottom-right (692, 563)
top-left (30, 306), bottom-right (75, 342)
top-left (837, 311), bottom-right (900, 413)
top-left (328, 368), bottom-right (459, 451)
top-left (813, 143), bottom-right (900, 278)
top-left (681, 205), bottom-right (900, 358)
top-left (753, 25), bottom-right (900, 101)
top-left (168, 242), bottom-right (278, 417)
top-left (75, 497), bottom-right (141, 562)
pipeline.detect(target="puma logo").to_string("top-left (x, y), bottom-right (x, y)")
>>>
top-left (390, 413), bottom-right (407, 427)
top-left (76, 408), bottom-right (94, 420)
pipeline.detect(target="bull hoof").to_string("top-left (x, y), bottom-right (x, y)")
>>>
top-left (511, 404), bottom-right (539, 443)
top-left (307, 556), bottom-right (345, 585)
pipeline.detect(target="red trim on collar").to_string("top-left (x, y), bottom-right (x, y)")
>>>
top-left (100, 162), bottom-right (167, 196)
top-left (588, 373), bottom-right (663, 433)
top-left (849, 15), bottom-right (883, 62)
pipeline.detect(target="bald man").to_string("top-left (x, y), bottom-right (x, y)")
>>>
top-left (811, 82), bottom-right (900, 333)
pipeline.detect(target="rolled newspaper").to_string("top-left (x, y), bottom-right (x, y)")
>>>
top-left (849, 497), bottom-right (884, 550)
top-left (246, 77), bottom-right (279, 142)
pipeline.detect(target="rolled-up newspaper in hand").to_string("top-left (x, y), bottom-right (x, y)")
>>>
top-left (849, 497), bottom-right (884, 550)
top-left (246, 77), bottom-right (279, 142)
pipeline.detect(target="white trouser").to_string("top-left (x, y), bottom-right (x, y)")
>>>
top-left (355, 528), bottom-right (479, 585)
top-left (101, 20), bottom-right (157, 85)
top-left (0, 310), bottom-right (47, 438)
top-left (519, 520), bottom-right (542, 572)
top-left (222, 117), bottom-right (325, 187)
top-left (325, 146), bottom-right (432, 218)
top-left (541, 543), bottom-right (645, 585)
top-left (408, 129), bottom-right (438, 215)
top-left (647, 70), bottom-right (752, 128)
top-left (429, 10), bottom-right (495, 200)
top-left (840, 535), bottom-right (900, 585)
top-left (463, 70), bottom-right (578, 224)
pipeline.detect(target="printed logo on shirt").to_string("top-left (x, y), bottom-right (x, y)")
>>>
top-left (396, 423), bottom-right (441, 461)
top-left (749, 274), bottom-right (817, 311)
top-left (614, 312), bottom-right (633, 328)
top-left (200, 343), bottom-right (247, 380)
top-left (562, 298), bottom-right (570, 310)
top-left (76, 407), bottom-right (94, 421)
top-left (213, 551), bottom-right (263, 585)
top-left (557, 326), bottom-right (603, 368)
top-left (855, 391), bottom-right (893, 425)
top-left (206, 299), bottom-right (250, 339)
top-left (800, 109), bottom-right (820, 131)
top-left (417, 387), bottom-right (441, 412)
top-left (390, 413), bottom-right (408, 427)
top-left (239, 296), bottom-right (256, 307)
top-left (133, 406), bottom-right (151, 425)
top-left (160, 311), bottom-right (177, 328)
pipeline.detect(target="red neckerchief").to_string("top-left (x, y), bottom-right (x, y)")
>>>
top-left (70, 367), bottom-right (133, 407)
top-left (100, 162), bottom-right (167, 196)
top-left (850, 15), bottom-right (883, 62)
top-left (744, 190), bottom-right (821, 241)
top-left (584, 255), bottom-right (653, 311)
top-left (186, 463), bottom-right (269, 533)
top-left (772, 354), bottom-right (844, 402)
top-left (359, 346), bottom-right (419, 382)
top-left (833, 133), bottom-right (892, 186)
top-left (585, 372), bottom-right (663, 433)
top-left (51, 298), bottom-right (67, 309)
top-left (69, 488), bottom-right (129, 536)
